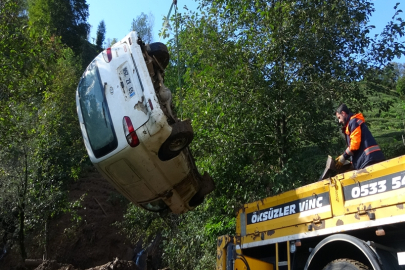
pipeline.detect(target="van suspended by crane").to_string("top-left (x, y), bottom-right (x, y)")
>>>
top-left (76, 31), bottom-right (214, 214)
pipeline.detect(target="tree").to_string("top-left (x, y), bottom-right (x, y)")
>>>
top-left (0, 0), bottom-right (85, 263)
top-left (105, 38), bottom-right (118, 48)
top-left (397, 75), bottom-right (405, 95)
top-left (81, 40), bottom-right (99, 68)
top-left (131, 12), bottom-right (154, 43)
top-left (96, 20), bottom-right (106, 52)
top-left (109, 38), bottom-right (118, 47)
top-left (169, 0), bottom-right (405, 190)
top-left (394, 63), bottom-right (405, 95)
top-left (393, 62), bottom-right (405, 79)
top-left (27, 0), bottom-right (90, 56)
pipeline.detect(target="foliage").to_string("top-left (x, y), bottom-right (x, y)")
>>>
top-left (80, 40), bottom-right (99, 70)
top-left (0, 0), bottom-right (85, 263)
top-left (375, 64), bottom-right (398, 90)
top-left (175, 0), bottom-right (403, 190)
top-left (395, 63), bottom-right (405, 77)
top-left (96, 20), bottom-right (106, 52)
top-left (398, 76), bottom-right (405, 95)
top-left (106, 38), bottom-right (118, 48)
top-left (27, 0), bottom-right (90, 56)
top-left (360, 92), bottom-right (405, 159)
top-left (396, 63), bottom-right (405, 95)
top-left (131, 12), bottom-right (154, 43)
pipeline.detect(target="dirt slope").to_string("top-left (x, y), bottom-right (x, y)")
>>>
top-left (33, 258), bottom-right (139, 270)
top-left (44, 169), bottom-right (134, 268)
top-left (2, 168), bottom-right (136, 269)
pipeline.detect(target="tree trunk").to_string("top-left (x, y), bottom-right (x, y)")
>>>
top-left (18, 150), bottom-right (29, 263)
top-left (44, 220), bottom-right (48, 260)
top-left (18, 207), bottom-right (26, 262)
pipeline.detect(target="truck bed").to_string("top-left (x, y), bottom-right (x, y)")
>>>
top-left (235, 155), bottom-right (405, 250)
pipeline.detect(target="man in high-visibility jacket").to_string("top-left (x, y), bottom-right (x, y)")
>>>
top-left (335, 104), bottom-right (385, 170)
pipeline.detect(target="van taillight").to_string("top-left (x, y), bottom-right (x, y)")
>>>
top-left (103, 48), bottom-right (113, 63)
top-left (123, 116), bottom-right (140, 147)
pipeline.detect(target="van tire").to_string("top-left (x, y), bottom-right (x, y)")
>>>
top-left (147, 42), bottom-right (170, 69)
top-left (158, 119), bottom-right (193, 161)
top-left (323, 259), bottom-right (370, 270)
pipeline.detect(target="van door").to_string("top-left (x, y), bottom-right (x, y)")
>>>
top-left (100, 42), bottom-right (150, 133)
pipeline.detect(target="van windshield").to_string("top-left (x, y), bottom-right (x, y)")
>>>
top-left (78, 61), bottom-right (118, 158)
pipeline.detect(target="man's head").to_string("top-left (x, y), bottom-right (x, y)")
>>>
top-left (335, 104), bottom-right (352, 125)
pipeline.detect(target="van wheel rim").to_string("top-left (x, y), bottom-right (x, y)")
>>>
top-left (169, 137), bottom-right (188, 152)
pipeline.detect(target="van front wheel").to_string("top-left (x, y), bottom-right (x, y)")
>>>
top-left (158, 120), bottom-right (193, 161)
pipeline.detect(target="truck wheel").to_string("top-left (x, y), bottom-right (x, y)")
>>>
top-left (323, 259), bottom-right (370, 270)
top-left (147, 42), bottom-right (170, 69)
top-left (158, 119), bottom-right (193, 161)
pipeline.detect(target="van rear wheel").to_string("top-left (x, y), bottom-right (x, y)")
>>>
top-left (323, 259), bottom-right (370, 270)
top-left (158, 119), bottom-right (193, 161)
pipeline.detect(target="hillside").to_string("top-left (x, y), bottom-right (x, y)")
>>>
top-left (2, 168), bottom-right (136, 269)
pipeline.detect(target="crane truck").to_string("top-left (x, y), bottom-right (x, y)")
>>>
top-left (217, 155), bottom-right (405, 270)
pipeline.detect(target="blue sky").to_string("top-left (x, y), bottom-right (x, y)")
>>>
top-left (86, 0), bottom-right (405, 62)
top-left (86, 0), bottom-right (199, 43)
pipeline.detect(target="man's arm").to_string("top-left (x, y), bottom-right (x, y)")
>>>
top-left (343, 120), bottom-right (362, 159)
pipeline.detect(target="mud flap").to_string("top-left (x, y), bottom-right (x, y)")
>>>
top-left (180, 147), bottom-right (215, 207)
top-left (189, 172), bottom-right (215, 207)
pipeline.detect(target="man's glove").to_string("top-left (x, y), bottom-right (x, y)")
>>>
top-left (335, 155), bottom-right (346, 169)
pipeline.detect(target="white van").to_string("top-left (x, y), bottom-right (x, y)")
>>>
top-left (76, 31), bottom-right (214, 214)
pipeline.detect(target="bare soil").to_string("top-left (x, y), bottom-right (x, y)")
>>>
top-left (33, 258), bottom-right (139, 270)
top-left (1, 168), bottom-right (138, 270)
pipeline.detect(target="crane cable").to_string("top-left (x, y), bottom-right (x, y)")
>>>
top-left (159, 1), bottom-right (182, 115)
top-left (174, 2), bottom-right (182, 115)
top-left (159, 0), bottom-right (176, 42)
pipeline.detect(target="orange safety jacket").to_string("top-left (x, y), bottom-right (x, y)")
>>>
top-left (342, 113), bottom-right (385, 169)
